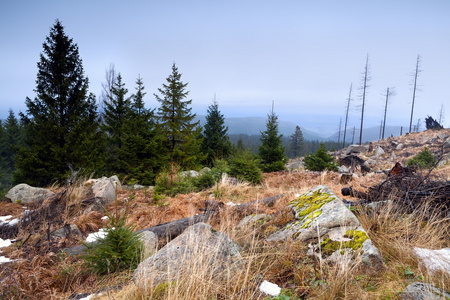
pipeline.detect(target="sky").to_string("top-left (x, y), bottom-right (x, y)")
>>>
top-left (1, 0), bottom-right (449, 135)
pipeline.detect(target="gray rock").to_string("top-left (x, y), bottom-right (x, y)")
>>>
top-left (237, 214), bottom-right (270, 228)
top-left (438, 153), bottom-right (450, 167)
top-left (83, 176), bottom-right (121, 205)
top-left (437, 133), bottom-right (448, 140)
top-left (140, 231), bottom-right (158, 260)
top-left (180, 170), bottom-right (199, 178)
top-left (4, 183), bottom-right (55, 204)
top-left (346, 144), bottom-right (369, 155)
top-left (396, 143), bottom-right (405, 150)
top-left (444, 138), bottom-right (450, 149)
top-left (267, 185), bottom-right (384, 274)
top-left (414, 247), bottom-right (450, 275)
top-left (133, 222), bottom-right (245, 289)
top-left (338, 165), bottom-right (350, 174)
top-left (399, 282), bottom-right (450, 300)
top-left (51, 224), bottom-right (82, 240)
top-left (372, 146), bottom-right (385, 158)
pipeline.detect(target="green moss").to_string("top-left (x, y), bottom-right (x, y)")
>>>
top-left (289, 189), bottom-right (335, 222)
top-left (318, 230), bottom-right (369, 256)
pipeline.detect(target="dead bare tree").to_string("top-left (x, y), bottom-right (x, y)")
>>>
top-left (359, 54), bottom-right (371, 145)
top-left (409, 55), bottom-right (422, 133)
top-left (337, 117), bottom-right (342, 149)
top-left (438, 103), bottom-right (445, 126)
top-left (99, 63), bottom-right (117, 112)
top-left (342, 83), bottom-right (352, 148)
top-left (382, 87), bottom-right (395, 139)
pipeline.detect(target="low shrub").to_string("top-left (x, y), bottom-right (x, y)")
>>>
top-left (304, 142), bottom-right (338, 172)
top-left (406, 147), bottom-right (435, 169)
top-left (227, 150), bottom-right (263, 184)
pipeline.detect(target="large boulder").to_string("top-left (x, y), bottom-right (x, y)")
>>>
top-left (346, 144), bottom-right (369, 155)
top-left (133, 222), bottom-right (245, 289)
top-left (267, 185), bottom-right (385, 275)
top-left (82, 176), bottom-right (121, 205)
top-left (414, 247), bottom-right (450, 275)
top-left (4, 184), bottom-right (55, 204)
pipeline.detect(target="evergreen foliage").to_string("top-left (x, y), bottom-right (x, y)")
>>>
top-left (201, 100), bottom-right (231, 166)
top-left (258, 106), bottom-right (288, 172)
top-left (82, 193), bottom-right (142, 274)
top-left (303, 142), bottom-right (338, 172)
top-left (155, 63), bottom-right (204, 170)
top-left (15, 20), bottom-right (101, 186)
top-left (406, 147), bottom-right (435, 169)
top-left (117, 76), bottom-right (166, 184)
top-left (102, 73), bottom-right (132, 172)
top-left (288, 126), bottom-right (304, 158)
top-left (0, 110), bottom-right (22, 191)
top-left (228, 149), bottom-right (263, 184)
top-left (425, 116), bottom-right (443, 130)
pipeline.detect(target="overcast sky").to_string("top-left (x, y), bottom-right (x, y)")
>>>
top-left (1, 0), bottom-right (449, 134)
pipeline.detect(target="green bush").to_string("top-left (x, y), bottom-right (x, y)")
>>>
top-left (406, 147), bottom-right (435, 169)
top-left (82, 198), bottom-right (143, 274)
top-left (304, 142), bottom-right (338, 172)
top-left (228, 150), bottom-right (263, 184)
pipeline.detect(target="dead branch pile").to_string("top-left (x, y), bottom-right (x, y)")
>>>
top-left (342, 162), bottom-right (450, 218)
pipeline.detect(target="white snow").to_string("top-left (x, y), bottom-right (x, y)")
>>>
top-left (414, 247), bottom-right (450, 274)
top-left (0, 215), bottom-right (13, 223)
top-left (0, 238), bottom-right (12, 248)
top-left (101, 216), bottom-right (109, 220)
top-left (86, 228), bottom-right (112, 243)
top-left (259, 280), bottom-right (281, 297)
top-left (0, 215), bottom-right (18, 226)
top-left (79, 292), bottom-right (102, 300)
top-left (0, 256), bottom-right (16, 264)
top-left (225, 202), bottom-right (236, 207)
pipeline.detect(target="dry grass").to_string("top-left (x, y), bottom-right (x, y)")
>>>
top-left (1, 135), bottom-right (449, 300)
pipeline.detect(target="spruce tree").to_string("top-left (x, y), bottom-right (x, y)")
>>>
top-left (288, 126), bottom-right (304, 158)
top-left (155, 63), bottom-right (204, 170)
top-left (15, 20), bottom-right (101, 186)
top-left (201, 100), bottom-right (231, 166)
top-left (102, 73), bottom-right (132, 173)
top-left (258, 105), bottom-right (288, 172)
top-left (303, 142), bottom-right (338, 172)
top-left (118, 76), bottom-right (166, 184)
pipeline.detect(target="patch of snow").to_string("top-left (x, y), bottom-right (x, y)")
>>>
top-left (0, 238), bottom-right (12, 248)
top-left (259, 280), bottom-right (281, 297)
top-left (101, 216), bottom-right (108, 220)
top-left (86, 228), bottom-right (111, 243)
top-left (6, 218), bottom-right (19, 226)
top-left (0, 256), bottom-right (16, 264)
top-left (414, 247), bottom-right (450, 274)
top-left (0, 215), bottom-right (13, 223)
top-left (225, 202), bottom-right (236, 207)
top-left (79, 292), bottom-right (102, 300)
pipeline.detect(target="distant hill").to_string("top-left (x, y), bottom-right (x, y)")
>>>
top-left (194, 115), bottom-right (324, 141)
top-left (326, 126), bottom-right (411, 143)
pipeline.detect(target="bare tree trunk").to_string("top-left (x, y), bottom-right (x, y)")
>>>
top-left (342, 84), bottom-right (352, 148)
top-left (337, 117), bottom-right (342, 149)
top-left (409, 55), bottom-right (421, 133)
top-left (359, 54), bottom-right (370, 145)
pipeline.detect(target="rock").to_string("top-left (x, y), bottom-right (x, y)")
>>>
top-left (437, 133), bottom-right (448, 140)
top-left (390, 151), bottom-right (397, 160)
top-left (267, 185), bottom-right (384, 275)
top-left (372, 146), bottom-right (385, 158)
top-left (364, 159), bottom-right (377, 168)
top-left (414, 247), bottom-right (450, 275)
top-left (438, 153), bottom-right (450, 167)
top-left (346, 145), bottom-right (369, 155)
top-left (4, 184), bottom-right (55, 204)
top-left (50, 224), bottom-right (82, 240)
top-left (444, 138), bottom-right (450, 149)
top-left (338, 165), bottom-right (350, 173)
top-left (339, 173), bottom-right (353, 184)
top-left (237, 214), bottom-right (270, 228)
top-left (133, 222), bottom-right (245, 289)
top-left (399, 282), bottom-right (450, 300)
top-left (180, 170), bottom-right (199, 178)
top-left (83, 176), bottom-right (121, 205)
top-left (396, 143), bottom-right (405, 150)
top-left (140, 231), bottom-right (158, 260)
top-left (287, 160), bottom-right (303, 170)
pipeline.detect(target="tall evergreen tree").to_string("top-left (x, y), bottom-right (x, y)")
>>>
top-left (118, 76), bottom-right (166, 184)
top-left (155, 63), bottom-right (204, 169)
top-left (288, 126), bottom-right (304, 158)
top-left (102, 73), bottom-right (132, 172)
top-left (15, 20), bottom-right (101, 186)
top-left (201, 99), bottom-right (231, 166)
top-left (258, 104), bottom-right (288, 172)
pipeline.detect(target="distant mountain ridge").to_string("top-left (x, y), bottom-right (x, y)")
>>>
top-left (194, 115), bottom-right (324, 141)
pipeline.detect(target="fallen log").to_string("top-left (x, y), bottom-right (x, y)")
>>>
top-left (63, 194), bottom-right (285, 256)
